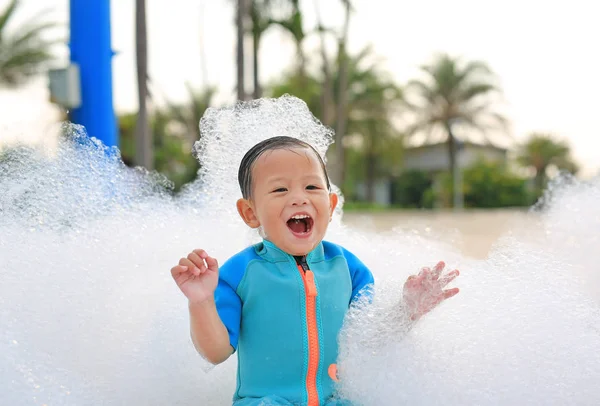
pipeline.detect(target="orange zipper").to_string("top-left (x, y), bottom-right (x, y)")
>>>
top-left (297, 263), bottom-right (319, 406)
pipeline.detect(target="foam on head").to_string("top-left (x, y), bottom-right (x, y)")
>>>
top-left (1, 95), bottom-right (599, 405)
top-left (180, 96), bottom-right (339, 214)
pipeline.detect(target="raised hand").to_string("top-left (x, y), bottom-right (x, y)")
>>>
top-left (403, 261), bottom-right (459, 321)
top-left (171, 249), bottom-right (219, 305)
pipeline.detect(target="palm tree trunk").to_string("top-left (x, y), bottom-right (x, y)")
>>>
top-left (446, 122), bottom-right (458, 208)
top-left (366, 153), bottom-right (377, 203)
top-left (332, 0), bottom-right (351, 188)
top-left (289, 1), bottom-right (306, 81)
top-left (252, 21), bottom-right (261, 99)
top-left (313, 0), bottom-right (333, 127)
top-left (236, 0), bottom-right (246, 101)
top-left (534, 168), bottom-right (546, 192)
top-left (446, 123), bottom-right (456, 179)
top-left (135, 0), bottom-right (152, 169)
top-left (297, 47), bottom-right (307, 81)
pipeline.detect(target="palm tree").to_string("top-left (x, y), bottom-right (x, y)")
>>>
top-left (250, 0), bottom-right (296, 99)
top-left (268, 45), bottom-right (403, 199)
top-left (135, 0), bottom-right (152, 169)
top-left (151, 108), bottom-right (198, 190)
top-left (517, 133), bottom-right (578, 192)
top-left (250, 0), bottom-right (265, 99)
top-left (166, 84), bottom-right (216, 145)
top-left (342, 46), bottom-right (403, 201)
top-left (331, 0), bottom-right (352, 188)
top-left (0, 0), bottom-right (57, 87)
top-left (313, 0), bottom-right (334, 127)
top-left (118, 86), bottom-right (215, 190)
top-left (249, 0), bottom-right (278, 99)
top-left (403, 53), bottom-right (508, 206)
top-left (236, 0), bottom-right (247, 100)
top-left (158, 85), bottom-right (216, 187)
top-left (269, 0), bottom-right (306, 78)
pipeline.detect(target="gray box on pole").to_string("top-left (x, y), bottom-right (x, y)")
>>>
top-left (48, 64), bottom-right (81, 108)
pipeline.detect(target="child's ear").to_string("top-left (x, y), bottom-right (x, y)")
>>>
top-left (236, 198), bottom-right (261, 228)
top-left (328, 192), bottom-right (338, 218)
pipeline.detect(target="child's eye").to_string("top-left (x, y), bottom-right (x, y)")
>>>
top-left (306, 185), bottom-right (320, 190)
top-left (271, 187), bottom-right (287, 193)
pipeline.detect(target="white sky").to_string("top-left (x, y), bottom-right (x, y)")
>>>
top-left (1, 0), bottom-right (599, 177)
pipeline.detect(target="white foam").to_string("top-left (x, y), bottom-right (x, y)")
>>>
top-left (1, 96), bottom-right (599, 405)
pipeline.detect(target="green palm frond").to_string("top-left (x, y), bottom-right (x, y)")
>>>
top-left (0, 0), bottom-right (18, 35)
top-left (164, 84), bottom-right (216, 142)
top-left (405, 79), bottom-right (441, 108)
top-left (458, 82), bottom-right (498, 103)
top-left (250, 0), bottom-right (287, 35)
top-left (455, 60), bottom-right (493, 86)
top-left (404, 53), bottom-right (507, 142)
top-left (516, 133), bottom-right (578, 190)
top-left (0, 48), bottom-right (52, 85)
top-left (0, 0), bottom-right (58, 87)
top-left (7, 21), bottom-right (56, 48)
top-left (517, 134), bottom-right (574, 170)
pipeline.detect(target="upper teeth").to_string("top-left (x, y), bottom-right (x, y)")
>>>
top-left (291, 214), bottom-right (310, 220)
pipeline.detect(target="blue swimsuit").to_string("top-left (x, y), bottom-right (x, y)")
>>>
top-left (214, 239), bottom-right (374, 405)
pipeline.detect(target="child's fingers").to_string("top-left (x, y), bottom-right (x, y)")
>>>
top-left (188, 252), bottom-right (207, 273)
top-left (443, 287), bottom-right (459, 299)
top-left (431, 261), bottom-right (445, 279)
top-left (170, 265), bottom-right (188, 277)
top-left (404, 274), bottom-right (419, 290)
top-left (418, 267), bottom-right (431, 278)
top-left (204, 255), bottom-right (219, 271)
top-left (179, 258), bottom-right (200, 275)
top-left (192, 249), bottom-right (209, 260)
top-left (439, 269), bottom-right (459, 287)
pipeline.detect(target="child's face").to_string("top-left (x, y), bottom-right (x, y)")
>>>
top-left (237, 147), bottom-right (338, 256)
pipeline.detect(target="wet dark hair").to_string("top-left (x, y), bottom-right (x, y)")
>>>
top-left (238, 136), bottom-right (331, 199)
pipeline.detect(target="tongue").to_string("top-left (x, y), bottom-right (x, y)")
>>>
top-left (288, 219), bottom-right (307, 233)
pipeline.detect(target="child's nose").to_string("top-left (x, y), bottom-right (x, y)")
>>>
top-left (290, 191), bottom-right (308, 206)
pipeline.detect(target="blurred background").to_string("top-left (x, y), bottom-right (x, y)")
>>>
top-left (0, 0), bottom-right (598, 257)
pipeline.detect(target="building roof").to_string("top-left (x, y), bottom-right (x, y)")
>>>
top-left (404, 124), bottom-right (513, 151)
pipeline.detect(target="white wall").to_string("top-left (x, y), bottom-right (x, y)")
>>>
top-left (403, 143), bottom-right (507, 171)
top-left (354, 180), bottom-right (391, 205)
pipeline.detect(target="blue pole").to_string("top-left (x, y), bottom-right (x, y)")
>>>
top-left (69, 0), bottom-right (118, 147)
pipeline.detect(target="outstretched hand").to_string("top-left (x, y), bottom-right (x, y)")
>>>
top-left (403, 261), bottom-right (459, 321)
top-left (171, 249), bottom-right (219, 305)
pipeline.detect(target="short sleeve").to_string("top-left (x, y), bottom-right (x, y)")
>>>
top-left (213, 247), bottom-right (258, 351)
top-left (214, 275), bottom-right (242, 350)
top-left (341, 247), bottom-right (375, 304)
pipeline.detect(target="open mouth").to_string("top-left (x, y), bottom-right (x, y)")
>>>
top-left (286, 214), bottom-right (314, 235)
